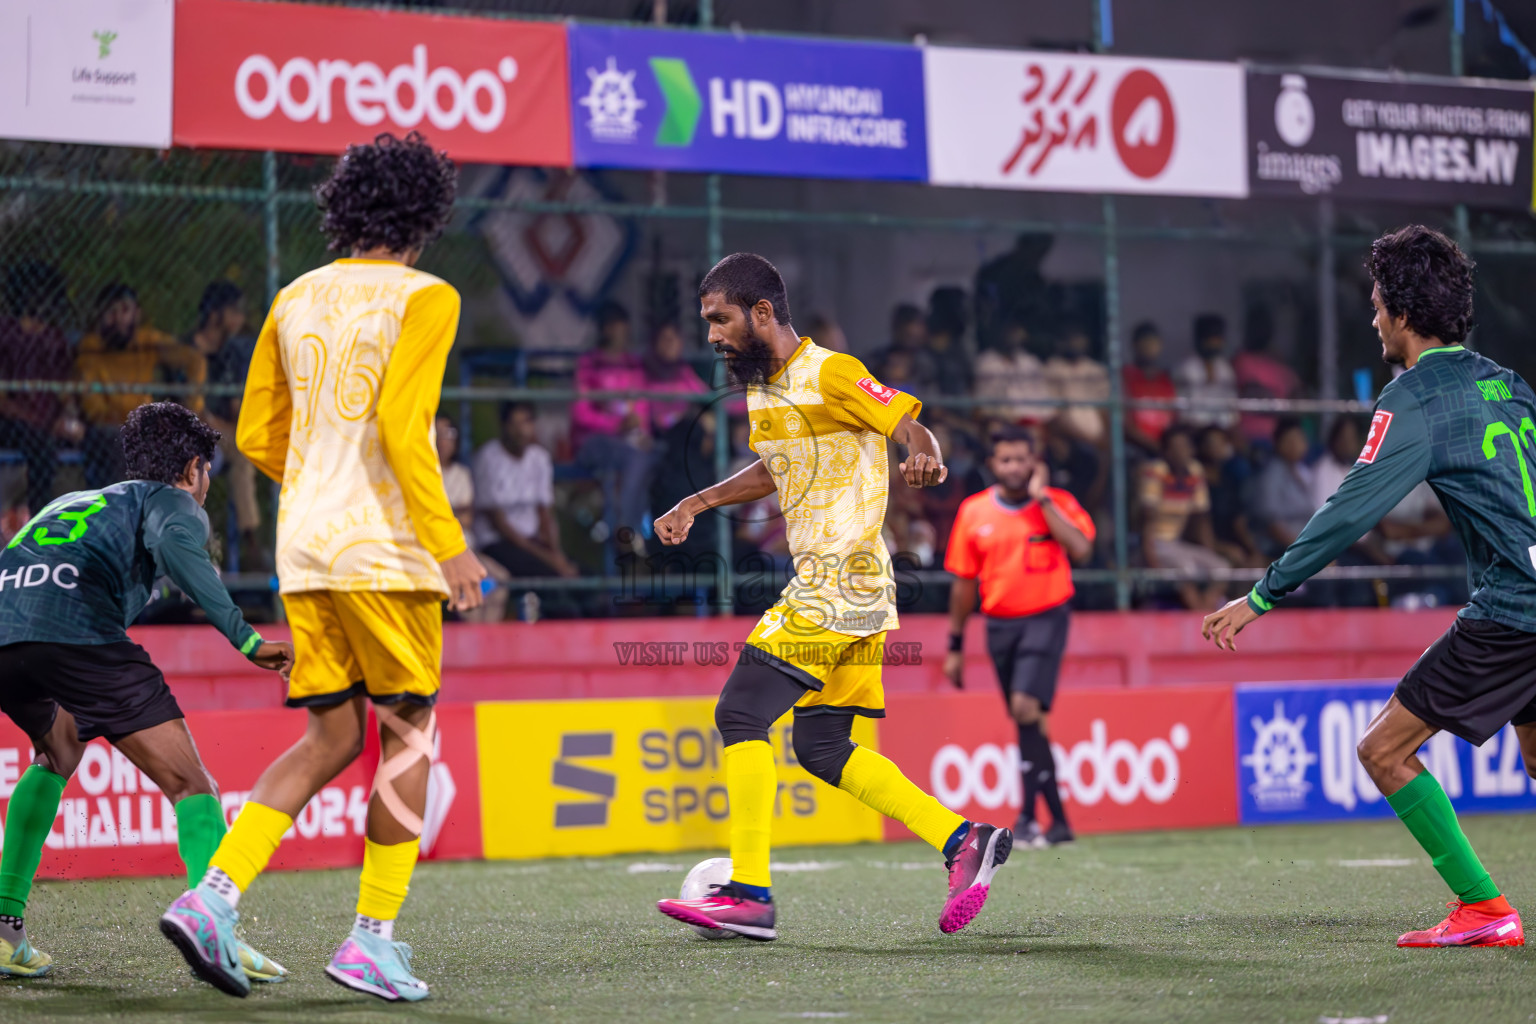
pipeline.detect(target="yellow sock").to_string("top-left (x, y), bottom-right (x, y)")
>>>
top-left (208, 801), bottom-right (292, 892)
top-left (724, 740), bottom-right (776, 888)
top-left (839, 746), bottom-right (966, 853)
top-left (357, 838), bottom-right (421, 921)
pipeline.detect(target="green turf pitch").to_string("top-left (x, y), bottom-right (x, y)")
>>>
top-left (4, 816), bottom-right (1535, 1024)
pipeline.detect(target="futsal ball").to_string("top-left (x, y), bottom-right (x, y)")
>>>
top-left (680, 857), bottom-right (738, 940)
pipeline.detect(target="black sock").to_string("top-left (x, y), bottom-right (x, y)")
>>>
top-left (1037, 744), bottom-right (1069, 828)
top-left (1016, 721), bottom-right (1045, 824)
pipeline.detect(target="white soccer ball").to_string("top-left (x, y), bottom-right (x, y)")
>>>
top-left (680, 857), bottom-right (738, 940)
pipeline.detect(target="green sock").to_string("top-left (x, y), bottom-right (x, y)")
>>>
top-left (1385, 771), bottom-right (1501, 904)
top-left (0, 765), bottom-right (68, 917)
top-left (174, 794), bottom-right (228, 887)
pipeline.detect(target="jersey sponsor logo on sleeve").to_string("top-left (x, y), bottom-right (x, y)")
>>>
top-left (1357, 410), bottom-right (1393, 464)
top-left (855, 377), bottom-right (899, 405)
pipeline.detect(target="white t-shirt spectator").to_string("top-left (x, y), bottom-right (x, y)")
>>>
top-left (1175, 355), bottom-right (1239, 429)
top-left (443, 462), bottom-right (473, 515)
top-left (472, 440), bottom-right (554, 549)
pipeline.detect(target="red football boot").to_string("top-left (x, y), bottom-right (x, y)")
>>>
top-left (939, 823), bottom-right (1013, 934)
top-left (1397, 896), bottom-right (1524, 948)
top-left (657, 884), bottom-right (777, 941)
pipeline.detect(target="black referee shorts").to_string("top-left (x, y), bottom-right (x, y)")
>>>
top-left (1396, 615), bottom-right (1536, 746)
top-left (984, 603), bottom-right (1071, 712)
top-left (0, 640), bottom-right (183, 744)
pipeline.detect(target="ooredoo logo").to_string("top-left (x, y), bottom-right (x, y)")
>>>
top-left (1111, 69), bottom-right (1175, 179)
top-left (233, 45), bottom-right (520, 133)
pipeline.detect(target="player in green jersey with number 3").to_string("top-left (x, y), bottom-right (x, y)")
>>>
top-left (0, 402), bottom-right (293, 978)
top-left (1203, 225), bottom-right (1536, 948)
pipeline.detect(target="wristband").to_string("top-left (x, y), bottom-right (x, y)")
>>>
top-left (948, 633), bottom-right (963, 653)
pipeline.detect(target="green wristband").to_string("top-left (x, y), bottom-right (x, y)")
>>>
top-left (240, 632), bottom-right (263, 656)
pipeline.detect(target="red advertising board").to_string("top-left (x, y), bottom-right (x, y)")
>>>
top-left (0, 704), bottom-right (480, 880)
top-left (878, 686), bottom-right (1237, 838)
top-left (172, 0), bottom-right (571, 165)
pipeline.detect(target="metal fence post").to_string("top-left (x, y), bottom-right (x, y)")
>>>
top-left (1103, 195), bottom-right (1129, 611)
top-left (1318, 198), bottom-right (1338, 428)
top-left (262, 151), bottom-right (279, 305)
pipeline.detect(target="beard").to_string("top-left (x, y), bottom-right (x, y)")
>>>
top-left (722, 324), bottom-right (777, 388)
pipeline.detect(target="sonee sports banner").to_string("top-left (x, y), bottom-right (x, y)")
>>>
top-left (1247, 70), bottom-right (1535, 208)
top-left (567, 24), bottom-right (928, 181)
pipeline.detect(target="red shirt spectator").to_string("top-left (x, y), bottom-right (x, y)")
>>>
top-left (1124, 321), bottom-right (1176, 452)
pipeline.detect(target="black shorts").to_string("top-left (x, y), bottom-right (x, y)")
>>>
top-left (985, 603), bottom-right (1071, 712)
top-left (0, 640), bottom-right (183, 744)
top-left (1396, 616), bottom-right (1536, 746)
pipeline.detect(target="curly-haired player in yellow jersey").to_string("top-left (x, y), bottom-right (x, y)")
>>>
top-left (654, 254), bottom-right (1013, 941)
top-left (160, 133), bottom-right (487, 1002)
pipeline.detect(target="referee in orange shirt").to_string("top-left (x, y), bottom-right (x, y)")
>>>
top-left (943, 426), bottom-right (1095, 847)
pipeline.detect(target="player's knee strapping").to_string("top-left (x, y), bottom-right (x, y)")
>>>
top-left (715, 658), bottom-right (810, 746)
top-left (372, 705), bottom-right (436, 836)
top-left (790, 714), bottom-right (857, 786)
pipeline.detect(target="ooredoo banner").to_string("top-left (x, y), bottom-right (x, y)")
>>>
top-left (923, 48), bottom-right (1247, 197)
top-left (1247, 71), bottom-right (1534, 207)
top-left (568, 25), bottom-right (927, 180)
top-left (1236, 682), bottom-right (1536, 824)
top-left (475, 698), bottom-right (882, 860)
top-left (877, 687), bottom-right (1237, 838)
top-left (0, 0), bottom-right (174, 148)
top-left (172, 0), bottom-right (571, 165)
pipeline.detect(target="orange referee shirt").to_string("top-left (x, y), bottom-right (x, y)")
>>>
top-left (944, 487), bottom-right (1096, 618)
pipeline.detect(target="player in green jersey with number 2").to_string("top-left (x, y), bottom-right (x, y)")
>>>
top-left (0, 402), bottom-right (293, 978)
top-left (1203, 225), bottom-right (1536, 949)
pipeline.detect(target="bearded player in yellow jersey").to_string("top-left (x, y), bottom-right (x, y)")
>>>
top-left (655, 254), bottom-right (1012, 941)
top-left (161, 133), bottom-right (487, 1001)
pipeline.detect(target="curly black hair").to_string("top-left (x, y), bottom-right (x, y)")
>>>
top-left (314, 132), bottom-right (457, 255)
top-left (122, 402), bottom-right (220, 484)
top-left (1367, 225), bottom-right (1475, 345)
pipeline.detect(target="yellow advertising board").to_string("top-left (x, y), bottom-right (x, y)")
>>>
top-left (476, 698), bottom-right (883, 859)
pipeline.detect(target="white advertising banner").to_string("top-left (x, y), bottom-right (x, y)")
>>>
top-left (924, 47), bottom-right (1247, 198)
top-left (0, 0), bottom-right (174, 148)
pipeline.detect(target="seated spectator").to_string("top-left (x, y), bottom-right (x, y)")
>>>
top-left (1123, 321), bottom-right (1177, 455)
top-left (1233, 308), bottom-right (1301, 447)
top-left (1375, 482), bottom-right (1457, 565)
top-left (975, 313), bottom-right (1054, 423)
top-left (1309, 416), bottom-right (1362, 509)
top-left (436, 414), bottom-right (509, 621)
top-left (1251, 418), bottom-right (1318, 556)
top-left (915, 422), bottom-right (987, 556)
top-left (1174, 313), bottom-right (1239, 430)
top-left (0, 262), bottom-right (81, 511)
top-left (1045, 416), bottom-right (1103, 516)
top-left (869, 303), bottom-right (937, 388)
top-left (1139, 426), bottom-right (1228, 609)
top-left (76, 283), bottom-right (206, 486)
top-left (573, 300), bottom-right (654, 550)
top-left (927, 286), bottom-right (973, 396)
top-left (643, 322), bottom-right (708, 436)
top-left (806, 313), bottom-right (849, 354)
top-left (475, 401), bottom-right (577, 580)
top-left (1197, 425), bottom-right (1262, 567)
top-left (186, 281), bottom-right (265, 566)
top-left (880, 349), bottom-right (928, 405)
top-left (1044, 325), bottom-right (1109, 446)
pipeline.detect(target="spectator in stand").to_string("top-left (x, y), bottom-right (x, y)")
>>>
top-left (1175, 313), bottom-right (1239, 430)
top-left (879, 349), bottom-right (928, 406)
top-left (1123, 321), bottom-right (1177, 455)
top-left (975, 232), bottom-right (1052, 355)
top-left (806, 312), bottom-right (849, 354)
top-left (1044, 324), bottom-right (1109, 447)
top-left (1233, 308), bottom-right (1301, 448)
top-left (77, 283), bottom-right (206, 487)
top-left (1139, 426), bottom-right (1228, 610)
top-left (643, 322), bottom-right (708, 436)
top-left (437, 414), bottom-right (509, 622)
top-left (1197, 425), bottom-right (1262, 567)
top-left (1309, 416), bottom-right (1362, 509)
top-left (1044, 417), bottom-right (1102, 516)
top-left (1250, 418), bottom-right (1318, 557)
top-left (573, 300), bottom-right (654, 550)
top-left (927, 286), bottom-right (973, 396)
top-left (186, 281), bottom-right (266, 567)
top-left (869, 303), bottom-right (937, 388)
top-left (475, 401), bottom-right (577, 580)
top-left (917, 422), bottom-right (988, 557)
top-left (0, 262), bottom-right (82, 511)
top-left (975, 312), bottom-right (1054, 424)
top-left (1374, 483), bottom-right (1457, 566)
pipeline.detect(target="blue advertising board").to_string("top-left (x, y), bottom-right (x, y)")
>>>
top-left (1236, 682), bottom-right (1536, 825)
top-left (568, 25), bottom-right (927, 181)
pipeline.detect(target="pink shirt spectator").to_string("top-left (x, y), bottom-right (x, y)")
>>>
top-left (1232, 350), bottom-right (1301, 446)
top-left (572, 350), bottom-right (649, 450)
top-left (645, 363), bottom-right (709, 434)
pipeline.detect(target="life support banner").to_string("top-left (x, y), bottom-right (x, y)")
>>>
top-left (876, 687), bottom-right (1238, 838)
top-left (0, 704), bottom-right (480, 880)
top-left (475, 698), bottom-right (882, 860)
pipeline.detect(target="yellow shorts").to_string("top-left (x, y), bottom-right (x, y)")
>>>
top-left (744, 603), bottom-right (886, 718)
top-left (282, 591), bottom-right (443, 708)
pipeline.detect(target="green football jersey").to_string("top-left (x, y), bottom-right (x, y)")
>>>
top-left (0, 479), bottom-right (261, 652)
top-left (1250, 345), bottom-right (1536, 632)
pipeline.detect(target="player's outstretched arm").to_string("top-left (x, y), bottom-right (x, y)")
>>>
top-left (655, 459), bottom-right (776, 546)
top-left (892, 413), bottom-right (948, 488)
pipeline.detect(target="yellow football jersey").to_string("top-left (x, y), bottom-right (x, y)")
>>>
top-left (237, 258), bottom-right (467, 596)
top-left (747, 338), bottom-right (920, 637)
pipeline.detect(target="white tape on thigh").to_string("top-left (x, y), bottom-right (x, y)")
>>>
top-left (371, 705), bottom-right (436, 836)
